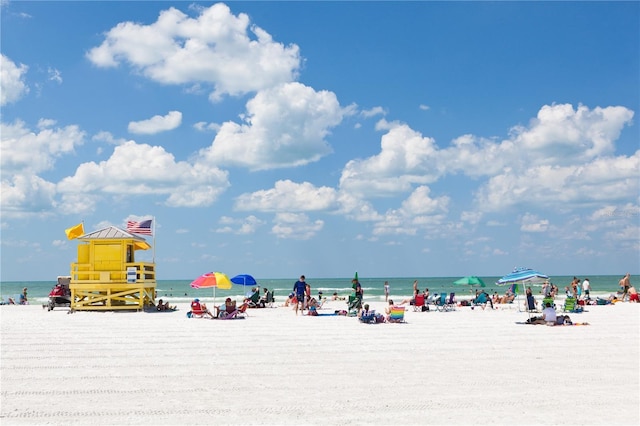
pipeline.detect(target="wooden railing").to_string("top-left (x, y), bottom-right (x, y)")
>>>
top-left (70, 262), bottom-right (156, 284)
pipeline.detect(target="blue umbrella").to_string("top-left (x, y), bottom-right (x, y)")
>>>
top-left (231, 274), bottom-right (258, 296)
top-left (497, 267), bottom-right (548, 285)
top-left (231, 274), bottom-right (257, 286)
top-left (497, 267), bottom-right (549, 312)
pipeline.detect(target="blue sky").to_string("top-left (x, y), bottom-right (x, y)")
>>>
top-left (1, 1), bottom-right (638, 281)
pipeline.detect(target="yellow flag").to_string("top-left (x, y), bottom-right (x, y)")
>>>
top-left (65, 222), bottom-right (84, 240)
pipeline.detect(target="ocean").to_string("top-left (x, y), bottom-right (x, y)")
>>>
top-left (0, 274), bottom-right (631, 306)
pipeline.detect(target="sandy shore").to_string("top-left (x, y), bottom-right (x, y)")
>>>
top-left (1, 299), bottom-right (638, 425)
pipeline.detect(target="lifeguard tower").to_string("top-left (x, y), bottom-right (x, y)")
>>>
top-left (69, 226), bottom-right (156, 311)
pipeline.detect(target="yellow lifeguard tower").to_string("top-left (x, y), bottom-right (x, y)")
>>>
top-left (69, 226), bottom-right (156, 311)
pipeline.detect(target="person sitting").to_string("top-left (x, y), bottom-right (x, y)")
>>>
top-left (215, 298), bottom-right (236, 317)
top-left (259, 288), bottom-right (274, 307)
top-left (156, 299), bottom-right (174, 311)
top-left (498, 291), bottom-right (515, 304)
top-left (384, 299), bottom-right (396, 320)
top-left (330, 292), bottom-right (345, 301)
top-left (283, 293), bottom-right (296, 307)
top-left (628, 285), bottom-right (639, 303)
top-left (244, 288), bottom-right (262, 307)
top-left (542, 302), bottom-right (556, 326)
top-left (190, 298), bottom-right (215, 319)
top-left (525, 287), bottom-right (536, 311)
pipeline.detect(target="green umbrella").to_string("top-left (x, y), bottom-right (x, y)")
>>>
top-left (453, 276), bottom-right (486, 287)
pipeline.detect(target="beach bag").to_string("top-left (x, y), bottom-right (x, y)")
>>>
top-left (186, 311), bottom-right (193, 318)
top-left (375, 313), bottom-right (385, 323)
top-left (422, 305), bottom-right (429, 312)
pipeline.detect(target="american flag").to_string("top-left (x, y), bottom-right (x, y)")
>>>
top-left (127, 219), bottom-right (153, 235)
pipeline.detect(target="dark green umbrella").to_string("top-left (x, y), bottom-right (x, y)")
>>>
top-left (453, 276), bottom-right (486, 287)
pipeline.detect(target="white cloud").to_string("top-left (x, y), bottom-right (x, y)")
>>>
top-left (201, 82), bottom-right (348, 170)
top-left (0, 174), bottom-right (57, 217)
top-left (86, 3), bottom-right (300, 101)
top-left (1, 120), bottom-right (85, 175)
top-left (128, 111), bottom-right (182, 134)
top-left (57, 140), bottom-right (230, 207)
top-left (193, 121), bottom-right (221, 132)
top-left (339, 119), bottom-right (441, 197)
top-left (361, 106), bottom-right (385, 118)
top-left (520, 213), bottom-right (550, 232)
top-left (400, 186), bottom-right (449, 215)
top-left (48, 67), bottom-right (62, 84)
top-left (235, 180), bottom-right (338, 212)
top-left (215, 215), bottom-right (265, 234)
top-left (271, 212), bottom-right (323, 239)
top-left (475, 151), bottom-right (640, 211)
top-left (1, 54), bottom-right (29, 106)
top-left (509, 103), bottom-right (634, 164)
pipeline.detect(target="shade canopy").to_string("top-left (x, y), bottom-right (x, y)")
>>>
top-left (230, 274), bottom-right (257, 287)
top-left (497, 267), bottom-right (548, 285)
top-left (453, 276), bottom-right (486, 287)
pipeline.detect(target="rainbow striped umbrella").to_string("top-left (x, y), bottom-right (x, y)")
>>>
top-left (191, 272), bottom-right (232, 306)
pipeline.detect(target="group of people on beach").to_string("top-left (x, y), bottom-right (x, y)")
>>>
top-left (1, 287), bottom-right (28, 305)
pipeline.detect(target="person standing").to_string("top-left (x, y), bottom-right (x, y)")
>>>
top-left (383, 281), bottom-right (389, 302)
top-left (582, 278), bottom-right (591, 300)
top-left (19, 287), bottom-right (28, 305)
top-left (293, 275), bottom-right (307, 315)
top-left (619, 273), bottom-right (631, 301)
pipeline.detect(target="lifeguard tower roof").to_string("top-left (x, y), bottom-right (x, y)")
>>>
top-left (78, 226), bottom-right (147, 242)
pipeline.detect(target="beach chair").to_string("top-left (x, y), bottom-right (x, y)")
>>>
top-left (525, 294), bottom-right (537, 312)
top-left (359, 309), bottom-right (377, 323)
top-left (188, 300), bottom-right (213, 319)
top-left (472, 293), bottom-right (488, 309)
top-left (542, 296), bottom-right (555, 310)
top-left (563, 297), bottom-right (583, 313)
top-left (435, 293), bottom-right (448, 311)
top-left (247, 291), bottom-right (262, 308)
top-left (218, 302), bottom-right (248, 319)
top-left (348, 294), bottom-right (362, 311)
top-left (413, 294), bottom-right (426, 312)
top-left (387, 306), bottom-right (406, 323)
top-left (446, 293), bottom-right (456, 311)
top-left (264, 290), bottom-right (275, 308)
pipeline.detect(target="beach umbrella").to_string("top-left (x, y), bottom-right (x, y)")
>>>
top-left (230, 274), bottom-right (258, 296)
top-left (453, 276), bottom-right (486, 287)
top-left (190, 272), bottom-right (232, 307)
top-left (497, 267), bottom-right (549, 312)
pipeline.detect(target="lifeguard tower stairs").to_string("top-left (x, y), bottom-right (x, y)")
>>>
top-left (69, 226), bottom-right (156, 311)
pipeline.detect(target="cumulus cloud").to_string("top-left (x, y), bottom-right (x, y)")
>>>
top-left (1, 54), bottom-right (29, 106)
top-left (235, 180), bottom-right (338, 212)
top-left (57, 140), bottom-right (230, 207)
top-left (1, 119), bottom-right (86, 175)
top-left (475, 151), bottom-right (640, 211)
top-left (128, 111), bottom-right (182, 134)
top-left (271, 212), bottom-right (323, 239)
top-left (520, 213), bottom-right (550, 232)
top-left (339, 119), bottom-right (441, 197)
top-left (200, 82), bottom-right (348, 170)
top-left (86, 3), bottom-right (300, 101)
top-left (215, 215), bottom-right (265, 234)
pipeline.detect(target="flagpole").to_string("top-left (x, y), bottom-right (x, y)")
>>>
top-left (152, 216), bottom-right (156, 263)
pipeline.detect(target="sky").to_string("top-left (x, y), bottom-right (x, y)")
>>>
top-left (1, 1), bottom-right (638, 281)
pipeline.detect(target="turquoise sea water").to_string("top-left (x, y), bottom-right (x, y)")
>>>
top-left (0, 274), bottom-right (632, 305)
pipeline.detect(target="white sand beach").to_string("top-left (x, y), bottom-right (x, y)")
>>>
top-left (1, 300), bottom-right (638, 425)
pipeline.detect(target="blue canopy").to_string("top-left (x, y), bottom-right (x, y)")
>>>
top-left (230, 274), bottom-right (257, 287)
top-left (497, 267), bottom-right (548, 285)
top-left (497, 267), bottom-right (549, 313)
